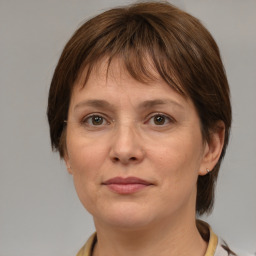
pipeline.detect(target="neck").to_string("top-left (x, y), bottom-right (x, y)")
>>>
top-left (93, 215), bottom-right (207, 256)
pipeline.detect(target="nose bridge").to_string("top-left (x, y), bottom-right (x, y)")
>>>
top-left (113, 119), bottom-right (140, 150)
top-left (110, 118), bottom-right (144, 164)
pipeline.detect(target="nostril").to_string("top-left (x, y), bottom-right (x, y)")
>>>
top-left (130, 157), bottom-right (137, 161)
top-left (113, 157), bottom-right (119, 162)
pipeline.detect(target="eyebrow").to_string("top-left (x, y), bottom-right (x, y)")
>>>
top-left (138, 99), bottom-right (184, 110)
top-left (74, 99), bottom-right (184, 111)
top-left (74, 99), bottom-right (114, 111)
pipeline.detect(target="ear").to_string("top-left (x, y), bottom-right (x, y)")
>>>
top-left (198, 121), bottom-right (225, 176)
top-left (64, 152), bottom-right (73, 175)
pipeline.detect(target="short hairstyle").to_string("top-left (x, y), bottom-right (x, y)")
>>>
top-left (47, 1), bottom-right (232, 215)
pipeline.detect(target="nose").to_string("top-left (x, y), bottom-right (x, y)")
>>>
top-left (109, 123), bottom-right (145, 165)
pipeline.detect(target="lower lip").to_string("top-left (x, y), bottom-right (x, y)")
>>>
top-left (105, 184), bottom-right (150, 194)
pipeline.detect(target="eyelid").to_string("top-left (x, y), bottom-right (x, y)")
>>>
top-left (79, 112), bottom-right (175, 127)
top-left (81, 113), bottom-right (112, 125)
top-left (145, 112), bottom-right (176, 124)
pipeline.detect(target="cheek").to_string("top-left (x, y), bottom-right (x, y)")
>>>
top-left (148, 132), bottom-right (203, 184)
top-left (66, 135), bottom-right (109, 200)
top-left (67, 132), bottom-right (108, 172)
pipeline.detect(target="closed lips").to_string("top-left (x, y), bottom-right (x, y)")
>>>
top-left (102, 177), bottom-right (152, 185)
top-left (102, 177), bottom-right (153, 194)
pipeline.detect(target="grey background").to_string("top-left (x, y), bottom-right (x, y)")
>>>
top-left (0, 0), bottom-right (255, 255)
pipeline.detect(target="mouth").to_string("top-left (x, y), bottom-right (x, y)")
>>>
top-left (102, 176), bottom-right (153, 194)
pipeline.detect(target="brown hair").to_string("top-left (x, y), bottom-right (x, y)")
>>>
top-left (47, 1), bottom-right (232, 215)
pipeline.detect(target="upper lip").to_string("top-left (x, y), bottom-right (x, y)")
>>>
top-left (102, 176), bottom-right (152, 185)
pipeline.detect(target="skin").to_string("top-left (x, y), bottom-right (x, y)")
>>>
top-left (64, 59), bottom-right (225, 256)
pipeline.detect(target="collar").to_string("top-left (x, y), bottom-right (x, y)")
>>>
top-left (76, 222), bottom-right (219, 256)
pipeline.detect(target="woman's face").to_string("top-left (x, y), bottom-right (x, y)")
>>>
top-left (65, 60), bottom-right (212, 230)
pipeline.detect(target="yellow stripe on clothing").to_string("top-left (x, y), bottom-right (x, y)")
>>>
top-left (76, 233), bottom-right (96, 256)
top-left (205, 225), bottom-right (218, 256)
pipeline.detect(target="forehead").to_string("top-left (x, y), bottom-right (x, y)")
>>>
top-left (76, 57), bottom-right (158, 87)
top-left (73, 58), bottom-right (168, 95)
top-left (69, 57), bottom-right (193, 114)
top-left (73, 56), bottom-right (186, 96)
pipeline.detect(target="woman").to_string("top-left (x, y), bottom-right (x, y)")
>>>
top-left (47, 2), bottom-right (235, 256)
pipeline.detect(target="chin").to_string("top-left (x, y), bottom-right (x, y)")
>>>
top-left (93, 202), bottom-right (156, 230)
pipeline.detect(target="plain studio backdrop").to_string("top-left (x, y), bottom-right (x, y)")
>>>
top-left (0, 0), bottom-right (255, 255)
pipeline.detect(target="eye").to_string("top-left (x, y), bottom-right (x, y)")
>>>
top-left (148, 114), bottom-right (174, 126)
top-left (82, 114), bottom-right (109, 126)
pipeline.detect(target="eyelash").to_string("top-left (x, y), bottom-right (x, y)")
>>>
top-left (80, 114), bottom-right (111, 127)
top-left (146, 113), bottom-right (175, 126)
top-left (80, 113), bottom-right (175, 128)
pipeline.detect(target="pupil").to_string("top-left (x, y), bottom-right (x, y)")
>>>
top-left (92, 116), bottom-right (103, 125)
top-left (154, 116), bottom-right (165, 125)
